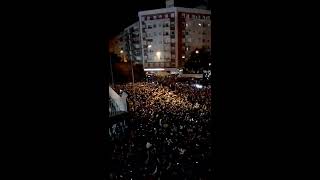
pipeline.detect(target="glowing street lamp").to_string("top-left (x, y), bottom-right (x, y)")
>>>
top-left (156, 51), bottom-right (161, 59)
top-left (195, 50), bottom-right (199, 54)
top-left (120, 50), bottom-right (124, 54)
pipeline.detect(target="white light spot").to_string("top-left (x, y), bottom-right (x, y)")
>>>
top-left (195, 84), bottom-right (203, 89)
top-left (148, 45), bottom-right (152, 48)
top-left (144, 68), bottom-right (165, 71)
top-left (182, 55), bottom-right (185, 58)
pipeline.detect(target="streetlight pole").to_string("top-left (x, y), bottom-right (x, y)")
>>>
top-left (127, 32), bottom-right (137, 111)
top-left (109, 54), bottom-right (114, 88)
top-left (122, 47), bottom-right (136, 111)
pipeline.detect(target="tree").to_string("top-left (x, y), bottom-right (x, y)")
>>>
top-left (110, 53), bottom-right (122, 64)
top-left (184, 48), bottom-right (211, 73)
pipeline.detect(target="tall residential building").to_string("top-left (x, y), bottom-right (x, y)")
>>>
top-left (109, 22), bottom-right (142, 64)
top-left (123, 22), bottom-right (142, 64)
top-left (138, 1), bottom-right (211, 73)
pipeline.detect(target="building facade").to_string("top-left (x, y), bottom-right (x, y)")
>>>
top-left (123, 22), bottom-right (142, 64)
top-left (138, 3), bottom-right (211, 73)
top-left (109, 22), bottom-right (142, 64)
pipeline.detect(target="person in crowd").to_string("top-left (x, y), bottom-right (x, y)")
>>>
top-left (109, 77), bottom-right (213, 179)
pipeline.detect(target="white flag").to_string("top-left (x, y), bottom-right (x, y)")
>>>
top-left (146, 142), bottom-right (152, 149)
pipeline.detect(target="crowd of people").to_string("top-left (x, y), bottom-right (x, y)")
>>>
top-left (108, 78), bottom-right (213, 179)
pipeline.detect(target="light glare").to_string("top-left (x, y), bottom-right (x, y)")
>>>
top-left (144, 68), bottom-right (165, 71)
top-left (195, 84), bottom-right (203, 89)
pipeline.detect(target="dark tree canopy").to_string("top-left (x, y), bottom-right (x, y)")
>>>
top-left (184, 48), bottom-right (211, 73)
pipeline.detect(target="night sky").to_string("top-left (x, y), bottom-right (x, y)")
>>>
top-left (107, 0), bottom-right (163, 37)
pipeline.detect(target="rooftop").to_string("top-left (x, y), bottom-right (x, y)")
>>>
top-left (138, 7), bottom-right (211, 16)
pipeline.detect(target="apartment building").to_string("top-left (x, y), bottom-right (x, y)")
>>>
top-left (138, 0), bottom-right (211, 73)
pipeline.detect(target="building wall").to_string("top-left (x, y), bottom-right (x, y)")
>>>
top-left (139, 7), bottom-right (211, 72)
top-left (178, 11), bottom-right (211, 64)
top-left (139, 11), bottom-right (177, 69)
top-left (109, 22), bottom-right (142, 64)
top-left (123, 22), bottom-right (142, 64)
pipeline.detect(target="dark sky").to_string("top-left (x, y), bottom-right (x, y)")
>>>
top-left (107, 0), bottom-right (164, 37)
top-left (107, 0), bottom-right (210, 37)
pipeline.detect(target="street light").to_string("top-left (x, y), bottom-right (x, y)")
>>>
top-left (156, 51), bottom-right (161, 60)
top-left (195, 50), bottom-right (199, 54)
top-left (120, 50), bottom-right (126, 62)
top-left (123, 50), bottom-right (135, 111)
